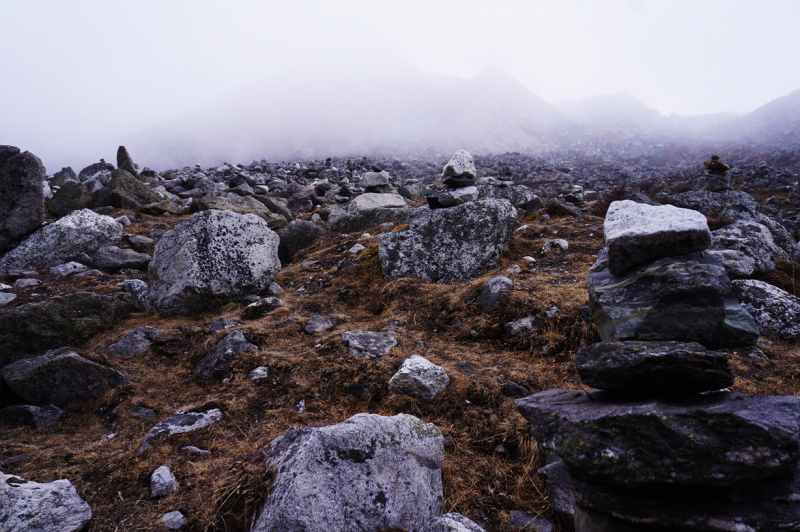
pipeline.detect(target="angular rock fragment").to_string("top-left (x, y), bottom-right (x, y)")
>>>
top-left (0, 471), bottom-right (92, 532)
top-left (0, 146), bottom-right (45, 253)
top-left (195, 330), bottom-right (257, 378)
top-left (277, 220), bottom-right (328, 265)
top-left (477, 276), bottom-right (514, 313)
top-left (91, 245), bottom-right (151, 271)
top-left (150, 465), bottom-right (179, 498)
top-left (139, 407), bottom-right (223, 453)
top-left (342, 331), bottom-right (397, 360)
top-left (442, 150), bottom-right (477, 188)
top-left (418, 513), bottom-right (486, 532)
top-left (105, 326), bottom-right (161, 356)
top-left (48, 261), bottom-right (88, 281)
top-left (388, 355), bottom-right (449, 402)
top-left (47, 180), bottom-right (91, 217)
top-left (438, 186), bottom-right (479, 207)
top-left (710, 220), bottom-right (777, 275)
top-left (208, 317), bottom-right (241, 333)
top-left (733, 279), bottom-right (800, 344)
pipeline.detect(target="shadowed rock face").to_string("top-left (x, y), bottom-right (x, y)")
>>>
top-left (733, 279), bottom-right (800, 344)
top-left (0, 145), bottom-right (45, 253)
top-left (517, 389), bottom-right (800, 487)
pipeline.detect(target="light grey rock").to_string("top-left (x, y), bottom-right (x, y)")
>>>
top-left (114, 215), bottom-right (131, 226)
top-left (2, 348), bottom-right (129, 411)
top-left (125, 234), bottom-right (154, 253)
top-left (710, 220), bottom-right (777, 275)
top-left (478, 276), bottom-right (514, 313)
top-left (48, 261), bottom-right (88, 281)
top-left (149, 210), bottom-right (280, 315)
top-left (90, 245), bottom-right (151, 271)
top-left (388, 355), bottom-right (449, 402)
top-left (268, 282), bottom-right (284, 296)
top-left (603, 200), bottom-right (711, 275)
top-left (359, 171), bottom-right (390, 188)
top-left (504, 510), bottom-right (553, 532)
top-left (418, 513), bottom-right (486, 532)
top-left (241, 296), bottom-right (284, 319)
top-left (541, 238), bottom-right (568, 254)
top-left (398, 182), bottom-right (425, 200)
top-left (249, 367), bottom-right (269, 380)
top-left (733, 279), bottom-right (800, 343)
top-left (0, 209), bottom-right (122, 272)
top-left (251, 413), bottom-right (444, 532)
top-left (379, 198), bottom-right (517, 284)
top-left (0, 146), bottom-right (45, 254)
top-left (150, 465), bottom-right (179, 499)
top-left (304, 315), bottom-right (336, 335)
top-left (195, 330), bottom-right (257, 378)
top-left (208, 317), bottom-right (241, 333)
top-left (348, 243), bottom-right (366, 254)
top-left (0, 471), bottom-right (92, 532)
top-left (438, 186), bottom-right (479, 207)
top-left (347, 193), bottom-right (407, 212)
top-left (704, 249), bottom-right (755, 279)
top-left (161, 511), bottom-right (187, 529)
top-left (139, 407), bottom-right (223, 453)
top-left (74, 268), bottom-right (102, 278)
top-left (0, 404), bottom-right (63, 428)
top-left (342, 330), bottom-right (397, 360)
top-left (123, 279), bottom-right (151, 311)
top-left (505, 315), bottom-right (541, 336)
top-left (442, 150), bottom-right (477, 187)
top-left (0, 292), bottom-right (16, 307)
top-left (105, 326), bottom-right (161, 356)
top-left (12, 278), bottom-right (40, 289)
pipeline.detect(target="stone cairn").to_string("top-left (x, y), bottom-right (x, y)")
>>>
top-left (516, 199), bottom-right (800, 531)
top-left (701, 154), bottom-right (732, 192)
top-left (428, 149), bottom-right (480, 208)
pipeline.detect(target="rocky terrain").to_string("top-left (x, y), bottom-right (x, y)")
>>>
top-left (2, 143), bottom-right (800, 532)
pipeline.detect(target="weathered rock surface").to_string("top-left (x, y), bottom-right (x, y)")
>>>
top-left (704, 249), bottom-right (756, 279)
top-left (139, 407), bottom-right (223, 453)
top-left (116, 145), bottom-right (139, 178)
top-left (516, 389), bottom-right (800, 487)
top-left (79, 159), bottom-right (114, 182)
top-left (342, 331), bottom-right (397, 359)
top-left (442, 150), bottom-right (477, 188)
top-left (603, 200), bottom-right (711, 275)
top-left (208, 317), bottom-right (241, 333)
top-left (0, 146), bottom-right (45, 253)
top-left (123, 279), bottom-right (152, 311)
top-left (161, 511), bottom-right (187, 529)
top-left (0, 471), bottom-right (92, 532)
top-left (478, 276), bottom-right (514, 313)
top-left (0, 292), bottom-right (133, 366)
top-left (304, 315), bottom-right (339, 335)
top-left (710, 220), bottom-right (777, 275)
top-left (2, 348), bottom-right (129, 411)
top-left (91, 245), bottom-right (151, 271)
top-left (418, 513), bottom-right (486, 532)
top-left (148, 210), bottom-right (281, 315)
top-left (105, 326), bottom-right (161, 357)
top-left (359, 170), bottom-right (390, 188)
top-left (277, 220), bottom-right (329, 265)
top-left (388, 355), bottom-right (449, 402)
top-left (150, 465), bottom-right (179, 498)
top-left (0, 404), bottom-right (63, 428)
top-left (195, 194), bottom-right (287, 229)
top-left (733, 279), bottom-right (800, 343)
top-left (438, 186), bottom-right (479, 207)
top-left (48, 261), bottom-right (88, 281)
top-left (379, 198), bottom-right (517, 284)
top-left (195, 330), bottom-right (257, 378)
top-left (0, 209), bottom-right (122, 272)
top-left (587, 249), bottom-right (759, 348)
top-left (251, 413), bottom-right (444, 532)
top-left (575, 341), bottom-right (733, 393)
top-left (46, 180), bottom-right (91, 217)
top-left (95, 170), bottom-right (164, 209)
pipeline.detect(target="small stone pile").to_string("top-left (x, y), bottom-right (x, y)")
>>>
top-left (430, 149), bottom-right (480, 208)
top-left (701, 154), bottom-right (732, 192)
top-left (517, 200), bottom-right (800, 531)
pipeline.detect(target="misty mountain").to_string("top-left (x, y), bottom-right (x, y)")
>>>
top-left (734, 88), bottom-right (800, 141)
top-left (555, 93), bottom-right (666, 133)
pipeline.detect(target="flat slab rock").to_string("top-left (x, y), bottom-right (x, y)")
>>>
top-left (575, 341), bottom-right (733, 393)
top-left (587, 249), bottom-right (759, 349)
top-left (733, 279), bottom-right (800, 344)
top-left (604, 200), bottom-right (711, 275)
top-left (342, 330), bottom-right (397, 360)
top-left (516, 389), bottom-right (800, 487)
top-left (0, 471), bottom-right (92, 532)
top-left (251, 413), bottom-right (444, 532)
top-left (139, 407), bottom-right (223, 453)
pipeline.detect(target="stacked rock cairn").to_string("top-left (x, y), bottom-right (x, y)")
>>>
top-left (429, 150), bottom-right (481, 208)
top-left (701, 154), bottom-right (733, 192)
top-left (516, 199), bottom-right (800, 531)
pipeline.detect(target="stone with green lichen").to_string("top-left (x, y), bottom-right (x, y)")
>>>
top-left (93, 169), bottom-right (167, 209)
top-left (47, 180), bottom-right (91, 217)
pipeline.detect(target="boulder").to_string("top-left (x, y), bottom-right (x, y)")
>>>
top-left (123, 279), bottom-right (152, 311)
top-left (438, 186), bottom-right (479, 207)
top-left (0, 292), bottom-right (16, 308)
top-left (516, 389), bottom-right (800, 487)
top-left (388, 355), bottom-right (449, 402)
top-left (78, 159), bottom-right (114, 182)
top-left (477, 182), bottom-right (541, 209)
top-left (2, 348), bottom-right (129, 411)
top-left (126, 234), bottom-right (154, 253)
top-left (251, 413), bottom-right (444, 532)
top-left (359, 171), bottom-right (390, 188)
top-left (91, 245), bottom-right (151, 271)
top-left (148, 210), bottom-right (281, 315)
top-left (48, 261), bottom-right (88, 281)
top-left (603, 200), bottom-right (711, 275)
top-left (341, 331), bottom-right (397, 360)
top-left (150, 465), bottom-right (179, 499)
top-left (733, 279), bottom-right (800, 344)
top-left (0, 472), bottom-right (92, 532)
top-left (94, 170), bottom-right (165, 209)
top-left (277, 220), bottom-right (329, 265)
top-left (195, 330), bottom-right (258, 378)
top-left (105, 326), bottom-right (161, 356)
top-left (52, 166), bottom-right (78, 187)
top-left (418, 513), bottom-right (486, 532)
top-left (331, 194), bottom-right (410, 233)
top-left (116, 145), bottom-right (139, 178)
top-left (704, 249), bottom-right (756, 279)
top-left (195, 194), bottom-right (288, 229)
top-left (0, 292), bottom-right (133, 366)
top-left (709, 220), bottom-right (778, 275)
top-left (0, 209), bottom-right (122, 272)
top-left (379, 198), bottom-right (517, 284)
top-left (139, 406), bottom-right (223, 453)
top-left (442, 150), bottom-right (477, 188)
top-left (0, 146), bottom-right (45, 253)
top-left (0, 404), bottom-right (63, 428)
top-left (46, 180), bottom-right (91, 217)
top-left (348, 193), bottom-right (408, 212)
top-left (587, 249), bottom-right (759, 348)
top-left (575, 341), bottom-right (733, 393)
top-left (505, 315), bottom-right (541, 336)
top-left (478, 276), bottom-right (514, 313)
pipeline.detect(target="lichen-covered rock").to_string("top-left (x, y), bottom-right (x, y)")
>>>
top-left (379, 198), bottom-right (517, 284)
top-left (587, 249), bottom-right (759, 348)
top-left (0, 146), bottom-right (45, 253)
top-left (94, 169), bottom-right (165, 209)
top-left (442, 150), bottom-right (477, 188)
top-left (341, 331), bottom-right (397, 360)
top-left (195, 193), bottom-right (287, 229)
top-left (46, 180), bottom-right (91, 217)
top-left (148, 210), bottom-right (281, 315)
top-left (48, 261), bottom-right (88, 281)
top-left (139, 407), bottom-right (223, 453)
top-left (0, 471), bottom-right (92, 532)
top-left (603, 200), bottom-right (711, 275)
top-left (388, 355), bottom-right (449, 402)
top-left (516, 389), bottom-right (800, 487)
top-left (251, 413), bottom-right (444, 532)
top-left (575, 341), bottom-right (733, 393)
top-left (0, 292), bottom-right (133, 366)
top-left (277, 220), bottom-right (329, 265)
top-left (105, 326), bottom-right (161, 356)
top-left (709, 220), bottom-right (778, 275)
top-left (733, 279), bottom-right (800, 344)
top-left (195, 330), bottom-right (257, 378)
top-left (78, 159), bottom-right (114, 182)
top-left (2, 348), bottom-right (129, 411)
top-left (0, 208), bottom-right (122, 272)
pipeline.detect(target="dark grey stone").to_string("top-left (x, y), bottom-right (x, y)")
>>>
top-left (91, 245), bottom-right (151, 271)
top-left (195, 330), bottom-right (257, 378)
top-left (0, 146), bottom-right (45, 253)
top-left (0, 404), bottom-right (63, 428)
top-left (342, 331), bottom-right (397, 360)
top-left (478, 276), bottom-right (514, 313)
top-left (105, 326), bottom-right (161, 356)
top-left (139, 407), bottom-right (223, 453)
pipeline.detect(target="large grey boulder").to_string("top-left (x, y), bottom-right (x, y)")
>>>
top-left (195, 330), bottom-right (258, 378)
top-left (148, 210), bottom-right (281, 315)
top-left (733, 279), bottom-right (800, 344)
top-left (251, 413), bottom-right (444, 532)
top-left (139, 407), bottom-right (223, 453)
top-left (52, 166), bottom-right (78, 187)
top-left (0, 146), bottom-right (45, 253)
top-left (277, 220), bottom-right (328, 265)
top-left (516, 389), bottom-right (800, 487)
top-left (603, 200), bottom-right (711, 275)
top-left (105, 326), bottom-right (161, 356)
top-left (0, 472), bottom-right (92, 532)
top-left (341, 331), bottom-right (397, 360)
top-left (1, 348), bottom-right (130, 411)
top-left (442, 150), bottom-right (477, 188)
top-left (587, 249), bottom-right (759, 348)
top-left (388, 355), bottom-right (449, 402)
top-left (709, 220), bottom-right (778, 275)
top-left (46, 180), bottom-right (91, 217)
top-left (379, 198), bottom-right (517, 284)
top-left (575, 341), bottom-right (733, 393)
top-left (0, 209), bottom-right (122, 272)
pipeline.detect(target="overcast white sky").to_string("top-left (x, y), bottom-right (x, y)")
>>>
top-left (2, 0), bottom-right (800, 170)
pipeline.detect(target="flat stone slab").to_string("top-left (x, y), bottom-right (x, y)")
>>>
top-left (516, 389), bottom-right (800, 487)
top-left (604, 200), bottom-right (711, 275)
top-left (139, 407), bottom-right (223, 453)
top-left (575, 341), bottom-right (733, 393)
top-left (342, 330), bottom-right (397, 360)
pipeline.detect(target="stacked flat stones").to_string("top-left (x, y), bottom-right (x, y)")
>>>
top-left (517, 200), bottom-right (800, 531)
top-left (432, 150), bottom-right (480, 208)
